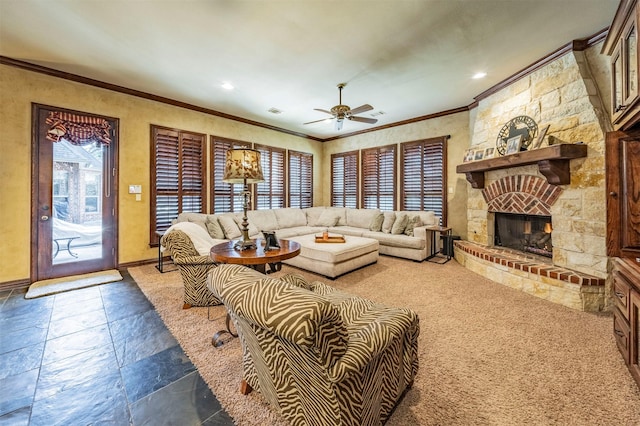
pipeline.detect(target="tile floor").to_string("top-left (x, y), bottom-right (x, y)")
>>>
top-left (0, 270), bottom-right (234, 426)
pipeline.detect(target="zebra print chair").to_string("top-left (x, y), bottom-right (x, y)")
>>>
top-left (207, 264), bottom-right (420, 426)
top-left (161, 230), bottom-right (221, 309)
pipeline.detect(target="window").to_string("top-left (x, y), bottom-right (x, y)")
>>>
top-left (331, 151), bottom-right (359, 208)
top-left (150, 125), bottom-right (206, 245)
top-left (362, 145), bottom-right (396, 210)
top-left (288, 150), bottom-right (313, 208)
top-left (255, 144), bottom-right (286, 209)
top-left (401, 136), bottom-right (447, 225)
top-left (84, 173), bottom-right (100, 213)
top-left (210, 136), bottom-right (251, 213)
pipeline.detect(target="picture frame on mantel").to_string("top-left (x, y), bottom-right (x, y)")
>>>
top-left (505, 134), bottom-right (523, 155)
top-left (532, 124), bottom-right (550, 149)
top-left (484, 147), bottom-right (496, 159)
top-left (474, 150), bottom-right (484, 161)
top-left (463, 148), bottom-right (475, 162)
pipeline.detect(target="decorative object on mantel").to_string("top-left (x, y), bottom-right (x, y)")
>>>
top-left (223, 148), bottom-right (264, 250)
top-left (505, 135), bottom-right (523, 155)
top-left (483, 147), bottom-right (496, 159)
top-left (474, 149), bottom-right (484, 161)
top-left (463, 148), bottom-right (475, 162)
top-left (455, 143), bottom-right (587, 189)
top-left (495, 115), bottom-right (538, 155)
top-left (532, 124), bottom-right (550, 149)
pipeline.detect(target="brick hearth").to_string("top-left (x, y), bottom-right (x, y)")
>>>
top-left (454, 240), bottom-right (605, 311)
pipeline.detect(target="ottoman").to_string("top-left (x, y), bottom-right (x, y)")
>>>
top-left (283, 234), bottom-right (379, 278)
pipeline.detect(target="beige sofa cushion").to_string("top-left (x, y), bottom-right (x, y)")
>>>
top-left (315, 209), bottom-right (341, 227)
top-left (274, 208), bottom-right (307, 229)
top-left (205, 215), bottom-right (225, 239)
top-left (304, 207), bottom-right (326, 227)
top-left (218, 214), bottom-right (241, 239)
top-left (325, 207), bottom-right (347, 226)
top-left (404, 215), bottom-right (423, 236)
top-left (346, 208), bottom-right (381, 229)
top-left (382, 211), bottom-right (396, 234)
top-left (391, 213), bottom-right (408, 235)
top-left (369, 212), bottom-right (384, 232)
top-left (247, 209), bottom-right (279, 232)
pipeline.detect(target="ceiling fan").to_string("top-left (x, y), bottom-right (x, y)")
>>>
top-left (304, 83), bottom-right (378, 131)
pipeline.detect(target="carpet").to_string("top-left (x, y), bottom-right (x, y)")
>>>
top-left (128, 257), bottom-right (640, 426)
top-left (25, 269), bottom-right (123, 299)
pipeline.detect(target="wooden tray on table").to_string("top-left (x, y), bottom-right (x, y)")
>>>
top-left (315, 235), bottom-right (346, 243)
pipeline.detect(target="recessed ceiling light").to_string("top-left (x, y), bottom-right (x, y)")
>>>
top-left (268, 107), bottom-right (282, 114)
top-left (221, 82), bottom-right (234, 90)
top-left (472, 72), bottom-right (487, 79)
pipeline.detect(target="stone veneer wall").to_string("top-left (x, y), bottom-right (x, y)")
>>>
top-left (466, 47), bottom-right (610, 280)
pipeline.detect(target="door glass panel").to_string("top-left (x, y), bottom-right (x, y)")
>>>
top-left (614, 52), bottom-right (624, 112)
top-left (627, 23), bottom-right (637, 97)
top-left (52, 140), bottom-right (103, 264)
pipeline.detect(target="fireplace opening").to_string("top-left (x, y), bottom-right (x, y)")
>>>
top-left (494, 213), bottom-right (553, 258)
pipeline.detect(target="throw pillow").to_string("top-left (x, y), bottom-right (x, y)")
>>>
top-left (205, 216), bottom-right (225, 239)
top-left (391, 213), bottom-right (409, 235)
top-left (404, 215), bottom-right (423, 236)
top-left (315, 209), bottom-right (340, 227)
top-left (233, 215), bottom-right (261, 237)
top-left (382, 211), bottom-right (396, 234)
top-left (217, 214), bottom-right (241, 239)
top-left (369, 212), bottom-right (384, 232)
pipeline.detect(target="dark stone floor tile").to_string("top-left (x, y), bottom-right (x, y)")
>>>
top-left (41, 323), bottom-right (112, 366)
top-left (0, 307), bottom-right (52, 335)
top-left (110, 310), bottom-right (177, 367)
top-left (0, 342), bottom-right (45, 380)
top-left (29, 370), bottom-right (130, 426)
top-left (0, 324), bottom-right (48, 355)
top-left (130, 371), bottom-right (224, 426)
top-left (47, 307), bottom-right (108, 339)
top-left (103, 293), bottom-right (153, 322)
top-left (0, 405), bottom-right (31, 426)
top-left (35, 345), bottom-right (119, 401)
top-left (121, 344), bottom-right (196, 403)
top-left (53, 285), bottom-right (102, 308)
top-left (0, 291), bottom-right (52, 315)
top-left (50, 294), bottom-right (104, 322)
top-left (0, 368), bottom-right (38, 417)
top-left (100, 277), bottom-right (142, 299)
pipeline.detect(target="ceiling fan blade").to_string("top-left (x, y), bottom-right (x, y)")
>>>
top-left (313, 108), bottom-right (334, 115)
top-left (303, 118), bottom-right (332, 125)
top-left (348, 116), bottom-right (378, 124)
top-left (335, 119), bottom-right (344, 131)
top-left (347, 104), bottom-right (374, 115)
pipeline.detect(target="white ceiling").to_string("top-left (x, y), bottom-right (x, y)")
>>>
top-left (0, 0), bottom-right (619, 140)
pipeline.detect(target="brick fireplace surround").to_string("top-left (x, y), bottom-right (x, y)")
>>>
top-left (454, 174), bottom-right (606, 312)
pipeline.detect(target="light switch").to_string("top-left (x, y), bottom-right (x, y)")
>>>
top-left (135, 194), bottom-right (142, 201)
top-left (129, 185), bottom-right (142, 194)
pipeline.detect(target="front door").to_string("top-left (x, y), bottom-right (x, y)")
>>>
top-left (31, 104), bottom-right (118, 281)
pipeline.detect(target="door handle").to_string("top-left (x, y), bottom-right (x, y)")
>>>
top-left (41, 215), bottom-right (50, 221)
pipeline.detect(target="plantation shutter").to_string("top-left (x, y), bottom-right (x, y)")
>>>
top-left (288, 150), bottom-right (313, 208)
top-left (210, 137), bottom-right (251, 213)
top-left (331, 151), bottom-right (359, 208)
top-left (255, 144), bottom-right (286, 209)
top-left (362, 145), bottom-right (396, 210)
top-left (150, 125), bottom-right (206, 245)
top-left (401, 137), bottom-right (447, 225)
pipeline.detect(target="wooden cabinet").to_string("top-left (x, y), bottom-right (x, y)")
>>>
top-left (605, 131), bottom-right (640, 258)
top-left (612, 258), bottom-right (640, 387)
top-left (603, 0), bottom-right (640, 130)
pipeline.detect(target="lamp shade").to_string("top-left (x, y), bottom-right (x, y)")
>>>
top-left (223, 149), bottom-right (264, 184)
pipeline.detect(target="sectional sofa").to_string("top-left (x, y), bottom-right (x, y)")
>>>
top-left (169, 207), bottom-right (440, 264)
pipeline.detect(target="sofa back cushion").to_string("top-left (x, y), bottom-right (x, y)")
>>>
top-left (217, 213), bottom-right (242, 239)
top-left (274, 208), bottom-right (307, 229)
top-left (325, 207), bottom-right (347, 226)
top-left (247, 209), bottom-right (279, 232)
top-left (381, 211), bottom-right (396, 234)
top-left (303, 207), bottom-right (326, 227)
top-left (346, 208), bottom-right (381, 229)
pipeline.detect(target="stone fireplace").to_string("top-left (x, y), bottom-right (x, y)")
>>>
top-left (494, 212), bottom-right (553, 258)
top-left (452, 45), bottom-right (610, 312)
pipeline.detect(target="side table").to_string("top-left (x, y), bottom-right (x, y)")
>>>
top-left (155, 230), bottom-right (177, 273)
top-left (425, 225), bottom-right (452, 264)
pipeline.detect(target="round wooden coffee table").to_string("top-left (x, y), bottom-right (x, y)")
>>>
top-left (210, 238), bottom-right (301, 274)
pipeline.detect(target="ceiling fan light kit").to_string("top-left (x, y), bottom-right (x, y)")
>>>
top-left (304, 83), bottom-right (378, 131)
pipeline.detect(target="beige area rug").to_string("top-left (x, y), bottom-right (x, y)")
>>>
top-left (25, 269), bottom-right (123, 299)
top-left (129, 258), bottom-right (640, 426)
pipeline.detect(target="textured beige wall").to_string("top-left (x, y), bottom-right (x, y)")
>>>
top-left (465, 43), bottom-right (610, 278)
top-left (0, 64), bottom-right (322, 282)
top-left (322, 111), bottom-right (471, 239)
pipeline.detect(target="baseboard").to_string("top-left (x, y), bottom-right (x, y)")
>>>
top-left (0, 278), bottom-right (30, 292)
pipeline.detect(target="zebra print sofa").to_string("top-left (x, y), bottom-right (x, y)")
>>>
top-left (207, 264), bottom-right (420, 426)
top-left (161, 229), bottom-right (221, 309)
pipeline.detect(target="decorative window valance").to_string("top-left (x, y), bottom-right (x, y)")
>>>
top-left (45, 111), bottom-right (112, 146)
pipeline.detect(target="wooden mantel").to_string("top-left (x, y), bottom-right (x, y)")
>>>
top-left (456, 143), bottom-right (588, 188)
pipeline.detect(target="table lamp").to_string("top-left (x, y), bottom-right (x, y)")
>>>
top-left (223, 148), bottom-right (264, 250)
